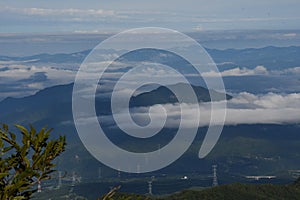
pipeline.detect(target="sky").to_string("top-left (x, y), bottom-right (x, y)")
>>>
top-left (0, 0), bottom-right (300, 33)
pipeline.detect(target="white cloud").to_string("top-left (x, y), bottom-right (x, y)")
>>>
top-left (0, 64), bottom-right (75, 81)
top-left (98, 92), bottom-right (300, 129)
top-left (283, 33), bottom-right (297, 37)
top-left (203, 66), bottom-right (300, 77)
top-left (231, 92), bottom-right (300, 109)
top-left (274, 66), bottom-right (300, 75)
top-left (203, 66), bottom-right (269, 77)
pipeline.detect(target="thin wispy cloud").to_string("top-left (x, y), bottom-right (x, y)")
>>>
top-left (192, 17), bottom-right (300, 23)
top-left (1, 7), bottom-right (118, 18)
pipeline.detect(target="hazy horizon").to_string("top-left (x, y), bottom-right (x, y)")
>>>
top-left (1, 29), bottom-right (300, 57)
top-left (1, 0), bottom-right (300, 34)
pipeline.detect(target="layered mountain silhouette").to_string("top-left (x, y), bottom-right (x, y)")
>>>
top-left (0, 82), bottom-right (230, 124)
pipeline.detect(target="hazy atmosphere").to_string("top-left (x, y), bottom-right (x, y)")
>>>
top-left (1, 0), bottom-right (300, 33)
top-left (1, 1), bottom-right (300, 200)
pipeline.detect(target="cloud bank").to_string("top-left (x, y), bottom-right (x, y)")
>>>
top-left (202, 66), bottom-right (300, 77)
top-left (99, 92), bottom-right (300, 130)
top-left (0, 64), bottom-right (76, 100)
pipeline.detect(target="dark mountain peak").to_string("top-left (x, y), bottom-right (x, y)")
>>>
top-left (33, 83), bottom-right (73, 97)
top-left (130, 82), bottom-right (231, 107)
top-left (0, 83), bottom-right (74, 118)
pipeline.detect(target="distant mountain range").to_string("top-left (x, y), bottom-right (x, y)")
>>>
top-left (1, 46), bottom-right (300, 70)
top-left (207, 46), bottom-right (300, 70)
top-left (0, 50), bottom-right (91, 63)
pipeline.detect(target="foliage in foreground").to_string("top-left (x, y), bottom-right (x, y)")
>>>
top-left (0, 124), bottom-right (66, 199)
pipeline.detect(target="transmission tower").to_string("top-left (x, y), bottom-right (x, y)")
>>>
top-left (148, 181), bottom-right (153, 195)
top-left (212, 165), bottom-right (218, 187)
top-left (148, 176), bottom-right (155, 195)
top-left (58, 171), bottom-right (62, 188)
top-left (37, 181), bottom-right (42, 193)
top-left (118, 169), bottom-right (121, 179)
top-left (72, 171), bottom-right (76, 186)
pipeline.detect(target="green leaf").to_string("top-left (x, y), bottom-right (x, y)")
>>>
top-left (15, 125), bottom-right (29, 136)
top-left (9, 132), bottom-right (16, 141)
top-left (0, 172), bottom-right (9, 179)
top-left (3, 124), bottom-right (9, 132)
top-left (3, 146), bottom-right (13, 153)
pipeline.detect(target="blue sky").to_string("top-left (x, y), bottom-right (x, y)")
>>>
top-left (0, 0), bottom-right (300, 33)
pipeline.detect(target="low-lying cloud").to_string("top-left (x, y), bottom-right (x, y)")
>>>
top-left (203, 66), bottom-right (300, 77)
top-left (99, 92), bottom-right (300, 129)
top-left (0, 64), bottom-right (76, 100)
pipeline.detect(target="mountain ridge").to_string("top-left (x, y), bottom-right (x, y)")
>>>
top-left (1, 46), bottom-right (300, 69)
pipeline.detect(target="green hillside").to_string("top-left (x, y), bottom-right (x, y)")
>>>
top-left (112, 178), bottom-right (300, 200)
